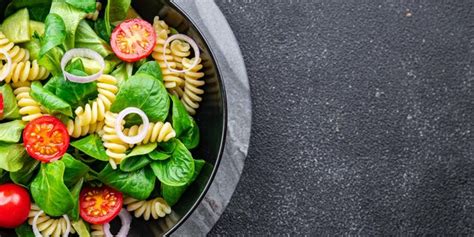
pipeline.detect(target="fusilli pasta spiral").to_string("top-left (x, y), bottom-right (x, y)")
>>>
top-left (152, 17), bottom-right (185, 91)
top-left (122, 121), bottom-right (176, 145)
top-left (85, 2), bottom-right (102, 21)
top-left (12, 82), bottom-right (44, 121)
top-left (0, 32), bottom-right (30, 62)
top-left (0, 60), bottom-right (49, 83)
top-left (102, 112), bottom-right (128, 169)
top-left (67, 118), bottom-right (105, 138)
top-left (124, 197), bottom-right (172, 221)
top-left (91, 224), bottom-right (105, 237)
top-left (74, 75), bottom-right (118, 127)
top-left (181, 57), bottom-right (205, 115)
top-left (170, 40), bottom-right (190, 70)
top-left (28, 204), bottom-right (75, 237)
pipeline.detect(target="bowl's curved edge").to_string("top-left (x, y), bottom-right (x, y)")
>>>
top-left (168, 0), bottom-right (252, 236)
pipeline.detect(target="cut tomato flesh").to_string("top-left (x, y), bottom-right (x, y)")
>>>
top-left (111, 18), bottom-right (156, 62)
top-left (23, 116), bottom-right (69, 162)
top-left (80, 186), bottom-right (123, 225)
top-left (0, 93), bottom-right (3, 119)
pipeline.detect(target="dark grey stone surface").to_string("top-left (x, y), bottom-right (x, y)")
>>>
top-left (210, 0), bottom-right (474, 235)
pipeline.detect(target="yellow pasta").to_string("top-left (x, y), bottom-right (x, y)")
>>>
top-left (123, 121), bottom-right (176, 145)
top-left (124, 197), bottom-right (172, 221)
top-left (67, 118), bottom-right (105, 138)
top-left (12, 82), bottom-right (44, 121)
top-left (181, 57), bottom-right (205, 115)
top-left (28, 204), bottom-right (75, 237)
top-left (170, 40), bottom-right (190, 70)
top-left (74, 75), bottom-right (118, 127)
top-left (0, 32), bottom-right (30, 62)
top-left (102, 112), bottom-right (128, 169)
top-left (1, 60), bottom-right (49, 83)
top-left (85, 2), bottom-right (102, 21)
top-left (151, 17), bottom-right (185, 91)
top-left (91, 224), bottom-right (105, 237)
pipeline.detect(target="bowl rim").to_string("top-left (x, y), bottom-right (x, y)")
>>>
top-left (163, 1), bottom-right (228, 235)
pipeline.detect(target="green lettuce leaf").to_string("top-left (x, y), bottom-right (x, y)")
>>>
top-left (10, 157), bottom-right (39, 186)
top-left (104, 0), bottom-right (131, 35)
top-left (0, 120), bottom-right (25, 143)
top-left (30, 161), bottom-right (75, 217)
top-left (0, 143), bottom-right (27, 172)
top-left (161, 159), bottom-right (205, 206)
top-left (30, 81), bottom-right (72, 117)
top-left (62, 153), bottom-right (89, 188)
top-left (50, 0), bottom-right (86, 49)
top-left (75, 20), bottom-right (112, 57)
top-left (70, 134), bottom-right (108, 161)
top-left (98, 164), bottom-right (155, 200)
top-left (150, 139), bottom-right (194, 186)
top-left (171, 95), bottom-right (200, 149)
top-left (0, 84), bottom-right (21, 120)
top-left (65, 0), bottom-right (96, 13)
top-left (111, 73), bottom-right (169, 124)
top-left (40, 13), bottom-right (66, 56)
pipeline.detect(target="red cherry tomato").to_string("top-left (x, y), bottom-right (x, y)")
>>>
top-left (0, 93), bottom-right (4, 119)
top-left (79, 186), bottom-right (123, 225)
top-left (0, 183), bottom-right (31, 228)
top-left (110, 18), bottom-right (156, 62)
top-left (23, 116), bottom-right (70, 162)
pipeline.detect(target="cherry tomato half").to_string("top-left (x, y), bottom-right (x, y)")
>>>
top-left (0, 93), bottom-right (4, 119)
top-left (0, 183), bottom-right (31, 228)
top-left (23, 115), bottom-right (70, 162)
top-left (110, 18), bottom-right (156, 62)
top-left (79, 186), bottom-right (123, 225)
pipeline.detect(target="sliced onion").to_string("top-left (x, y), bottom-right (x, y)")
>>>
top-left (0, 49), bottom-right (12, 82)
top-left (32, 210), bottom-right (71, 237)
top-left (163, 34), bottom-right (200, 73)
top-left (103, 209), bottom-right (132, 237)
top-left (61, 48), bottom-right (105, 83)
top-left (115, 107), bottom-right (150, 144)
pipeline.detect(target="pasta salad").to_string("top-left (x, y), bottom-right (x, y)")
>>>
top-left (0, 0), bottom-right (207, 236)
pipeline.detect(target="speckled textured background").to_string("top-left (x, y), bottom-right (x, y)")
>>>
top-left (209, 0), bottom-right (473, 235)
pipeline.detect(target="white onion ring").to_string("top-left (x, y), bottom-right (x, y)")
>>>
top-left (32, 210), bottom-right (71, 237)
top-left (61, 48), bottom-right (105, 83)
top-left (0, 49), bottom-right (12, 82)
top-left (163, 34), bottom-right (200, 73)
top-left (103, 209), bottom-right (132, 237)
top-left (115, 107), bottom-right (150, 144)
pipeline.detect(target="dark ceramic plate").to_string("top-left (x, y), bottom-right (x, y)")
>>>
top-left (0, 0), bottom-right (226, 236)
top-left (128, 0), bottom-right (227, 235)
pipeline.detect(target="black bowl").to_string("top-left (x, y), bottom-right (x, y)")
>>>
top-left (129, 0), bottom-right (227, 235)
top-left (0, 0), bottom-right (226, 236)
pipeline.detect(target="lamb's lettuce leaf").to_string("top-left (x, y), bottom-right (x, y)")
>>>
top-left (104, 0), bottom-right (131, 35)
top-left (75, 20), bottom-right (112, 57)
top-left (68, 177), bottom-right (84, 221)
top-left (98, 164), bottom-right (155, 200)
top-left (120, 155), bottom-right (152, 172)
top-left (30, 81), bottom-right (72, 117)
top-left (30, 161), bottom-right (75, 217)
top-left (150, 139), bottom-right (195, 186)
top-left (161, 159), bottom-right (205, 206)
top-left (10, 157), bottom-right (39, 186)
top-left (5, 0), bottom-right (51, 22)
top-left (62, 153), bottom-right (89, 188)
top-left (65, 0), bottom-right (96, 13)
top-left (40, 13), bottom-right (66, 57)
top-left (136, 61), bottom-right (162, 82)
top-left (70, 134), bottom-right (108, 161)
top-left (0, 84), bottom-right (20, 120)
top-left (50, 0), bottom-right (86, 49)
top-left (111, 73), bottom-right (169, 124)
top-left (0, 143), bottom-right (27, 172)
top-left (0, 120), bottom-right (25, 143)
top-left (171, 95), bottom-right (200, 149)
